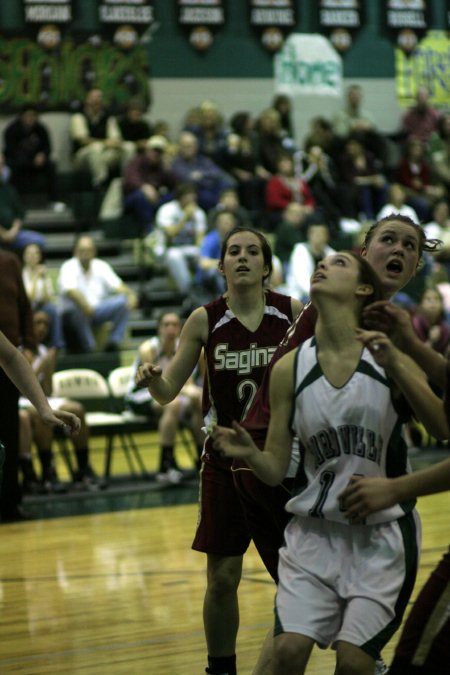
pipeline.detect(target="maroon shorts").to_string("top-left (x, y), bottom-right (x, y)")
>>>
top-left (191, 452), bottom-right (251, 557)
top-left (232, 464), bottom-right (293, 582)
top-left (390, 546), bottom-right (450, 674)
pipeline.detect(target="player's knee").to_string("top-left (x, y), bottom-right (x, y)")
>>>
top-left (335, 650), bottom-right (374, 675)
top-left (207, 560), bottom-right (241, 598)
top-left (273, 635), bottom-right (308, 675)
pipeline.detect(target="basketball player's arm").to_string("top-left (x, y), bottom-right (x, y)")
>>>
top-left (340, 456), bottom-right (450, 522)
top-left (212, 352), bottom-right (295, 485)
top-left (356, 329), bottom-right (449, 439)
top-left (135, 307), bottom-right (207, 405)
top-left (0, 331), bottom-right (80, 433)
top-left (363, 300), bottom-right (447, 388)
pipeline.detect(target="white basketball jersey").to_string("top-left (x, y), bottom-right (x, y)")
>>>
top-left (287, 337), bottom-right (415, 525)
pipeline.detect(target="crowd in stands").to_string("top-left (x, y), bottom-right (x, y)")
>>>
top-left (2, 85), bottom-right (450, 338)
top-left (1, 82), bottom-right (450, 503)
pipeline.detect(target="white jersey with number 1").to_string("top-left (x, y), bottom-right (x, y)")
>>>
top-left (287, 336), bottom-right (415, 525)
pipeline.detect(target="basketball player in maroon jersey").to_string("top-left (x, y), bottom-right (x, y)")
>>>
top-left (135, 227), bottom-right (301, 675)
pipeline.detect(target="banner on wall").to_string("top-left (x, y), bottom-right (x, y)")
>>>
top-left (384, 0), bottom-right (431, 54)
top-left (274, 33), bottom-right (342, 97)
top-left (23, 0), bottom-right (73, 49)
top-left (0, 36), bottom-right (150, 113)
top-left (395, 31), bottom-right (450, 107)
top-left (177, 0), bottom-right (226, 52)
top-left (99, 0), bottom-right (156, 47)
top-left (249, 0), bottom-right (298, 53)
top-left (314, 0), bottom-right (365, 54)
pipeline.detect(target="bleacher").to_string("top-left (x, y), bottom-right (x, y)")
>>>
top-left (22, 177), bottom-right (184, 374)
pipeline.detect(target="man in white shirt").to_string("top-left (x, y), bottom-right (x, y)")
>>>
top-left (154, 183), bottom-right (207, 293)
top-left (58, 236), bottom-right (138, 353)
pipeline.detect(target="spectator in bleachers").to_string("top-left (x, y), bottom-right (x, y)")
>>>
top-left (412, 287), bottom-right (450, 357)
top-left (424, 198), bottom-right (450, 241)
top-left (272, 93), bottom-right (295, 140)
top-left (298, 142), bottom-right (343, 229)
top-left (401, 86), bottom-right (441, 144)
top-left (430, 135), bottom-right (450, 197)
top-left (377, 183), bottom-right (419, 223)
top-left (117, 97), bottom-right (154, 154)
top-left (3, 104), bottom-right (60, 207)
top-left (18, 309), bottom-right (96, 493)
top-left (195, 209), bottom-right (237, 297)
top-left (337, 134), bottom-right (388, 220)
top-left (427, 111), bottom-right (450, 157)
top-left (171, 131), bottom-right (234, 211)
top-left (265, 152), bottom-right (315, 230)
top-left (333, 84), bottom-right (387, 165)
top-left (154, 182), bottom-right (207, 293)
top-left (21, 243), bottom-right (65, 350)
top-left (274, 201), bottom-right (310, 272)
top-left (220, 111), bottom-right (265, 212)
top-left (122, 135), bottom-right (177, 234)
top-left (303, 116), bottom-right (342, 164)
top-left (286, 218), bottom-right (336, 303)
top-left (0, 154), bottom-right (46, 252)
top-left (70, 88), bottom-right (134, 189)
top-left (396, 135), bottom-right (444, 221)
top-left (207, 187), bottom-right (251, 230)
top-left (58, 235), bottom-right (138, 353)
top-left (253, 107), bottom-right (288, 175)
top-left (184, 100), bottom-right (228, 163)
top-left (424, 199), bottom-right (450, 279)
top-left (125, 311), bottom-right (205, 484)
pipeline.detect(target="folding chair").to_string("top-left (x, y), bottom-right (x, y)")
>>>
top-left (52, 368), bottom-right (148, 482)
top-left (107, 365), bottom-right (152, 475)
top-left (108, 365), bottom-right (199, 470)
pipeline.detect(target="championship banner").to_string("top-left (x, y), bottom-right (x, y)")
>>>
top-left (314, 0), bottom-right (365, 54)
top-left (98, 0), bottom-right (156, 47)
top-left (177, 0), bottom-right (226, 52)
top-left (274, 33), bottom-right (342, 97)
top-left (395, 31), bottom-right (450, 107)
top-left (23, 0), bottom-right (73, 48)
top-left (249, 0), bottom-right (298, 53)
top-left (0, 35), bottom-right (150, 113)
top-left (384, 0), bottom-right (431, 55)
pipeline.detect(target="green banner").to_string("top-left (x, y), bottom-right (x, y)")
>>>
top-left (0, 36), bottom-right (150, 112)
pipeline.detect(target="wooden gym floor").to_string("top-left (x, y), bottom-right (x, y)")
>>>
top-left (0, 432), bottom-right (448, 674)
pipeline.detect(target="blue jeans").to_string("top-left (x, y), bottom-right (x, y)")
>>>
top-left (61, 295), bottom-right (129, 353)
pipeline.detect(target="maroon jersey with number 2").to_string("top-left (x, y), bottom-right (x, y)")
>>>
top-left (192, 290), bottom-right (294, 557)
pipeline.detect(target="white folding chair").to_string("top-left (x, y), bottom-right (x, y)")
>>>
top-left (108, 365), bottom-right (199, 470)
top-left (107, 366), bottom-right (151, 476)
top-left (52, 368), bottom-right (147, 481)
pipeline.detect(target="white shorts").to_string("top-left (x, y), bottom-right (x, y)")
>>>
top-left (275, 512), bottom-right (421, 659)
top-left (19, 396), bottom-right (68, 410)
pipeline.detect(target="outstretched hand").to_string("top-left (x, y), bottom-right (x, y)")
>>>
top-left (339, 475), bottom-right (398, 523)
top-left (41, 409), bottom-right (81, 436)
top-left (135, 363), bottom-right (162, 389)
top-left (212, 421), bottom-right (257, 459)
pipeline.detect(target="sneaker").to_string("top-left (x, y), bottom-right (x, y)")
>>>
top-left (73, 466), bottom-right (100, 491)
top-left (375, 657), bottom-right (389, 674)
top-left (156, 468), bottom-right (183, 485)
